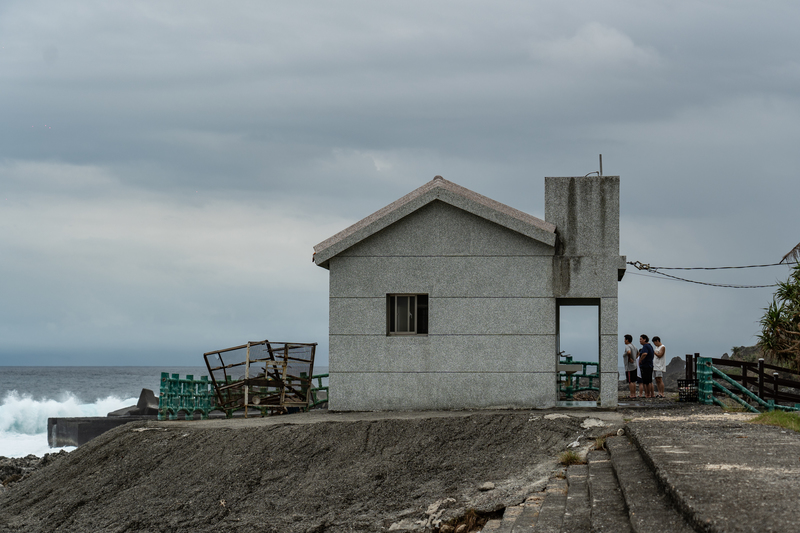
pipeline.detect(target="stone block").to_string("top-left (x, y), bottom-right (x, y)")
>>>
top-left (328, 371), bottom-right (558, 411)
top-left (329, 334), bottom-right (557, 373)
top-left (545, 176), bottom-right (620, 256)
top-left (330, 256), bottom-right (554, 298)
top-left (330, 296), bottom-right (556, 336)
top-left (599, 298), bottom-right (617, 336)
top-left (341, 201), bottom-right (554, 259)
top-left (599, 334), bottom-right (619, 374)
top-left (598, 372), bottom-right (619, 407)
top-left (552, 256), bottom-right (621, 299)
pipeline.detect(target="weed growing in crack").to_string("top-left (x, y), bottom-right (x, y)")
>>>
top-left (559, 450), bottom-right (585, 466)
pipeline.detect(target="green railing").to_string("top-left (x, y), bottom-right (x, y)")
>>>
top-left (158, 373), bottom-right (219, 421)
top-left (558, 355), bottom-right (599, 400)
top-left (697, 357), bottom-right (800, 413)
top-left (309, 373), bottom-right (329, 408)
top-left (158, 372), bottom-right (330, 420)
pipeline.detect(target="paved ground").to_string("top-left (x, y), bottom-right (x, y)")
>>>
top-left (623, 406), bottom-right (800, 533)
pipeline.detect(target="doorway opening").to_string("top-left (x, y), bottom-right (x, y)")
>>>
top-left (556, 299), bottom-right (600, 403)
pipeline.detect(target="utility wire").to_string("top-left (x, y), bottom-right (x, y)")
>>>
top-left (625, 270), bottom-right (685, 283)
top-left (628, 260), bottom-right (781, 289)
top-left (631, 261), bottom-right (783, 271)
top-left (646, 269), bottom-right (778, 289)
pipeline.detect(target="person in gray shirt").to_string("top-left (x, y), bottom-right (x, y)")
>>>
top-left (622, 334), bottom-right (639, 399)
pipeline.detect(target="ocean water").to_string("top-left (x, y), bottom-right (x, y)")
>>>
top-left (0, 366), bottom-right (209, 458)
top-left (1, 365), bottom-right (330, 458)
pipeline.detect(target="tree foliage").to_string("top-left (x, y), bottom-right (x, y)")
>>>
top-left (758, 264), bottom-right (800, 370)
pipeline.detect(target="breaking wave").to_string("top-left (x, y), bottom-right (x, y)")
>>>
top-left (0, 391), bottom-right (136, 457)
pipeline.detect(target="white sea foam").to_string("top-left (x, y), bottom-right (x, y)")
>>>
top-left (0, 391), bottom-right (137, 457)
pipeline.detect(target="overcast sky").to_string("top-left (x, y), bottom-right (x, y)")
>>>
top-left (2, 1), bottom-right (798, 368)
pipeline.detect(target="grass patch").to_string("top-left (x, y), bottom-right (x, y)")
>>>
top-left (750, 411), bottom-right (800, 433)
top-left (593, 437), bottom-right (606, 450)
top-left (559, 450), bottom-right (585, 466)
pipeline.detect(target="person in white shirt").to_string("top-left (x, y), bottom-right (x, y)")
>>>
top-left (652, 336), bottom-right (667, 398)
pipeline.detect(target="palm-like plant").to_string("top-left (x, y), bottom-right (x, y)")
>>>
top-left (758, 264), bottom-right (800, 370)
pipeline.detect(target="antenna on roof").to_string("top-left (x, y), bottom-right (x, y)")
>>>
top-left (585, 155), bottom-right (604, 177)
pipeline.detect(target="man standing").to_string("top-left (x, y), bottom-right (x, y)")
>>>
top-left (638, 334), bottom-right (655, 398)
top-left (653, 336), bottom-right (667, 398)
top-left (622, 334), bottom-right (639, 399)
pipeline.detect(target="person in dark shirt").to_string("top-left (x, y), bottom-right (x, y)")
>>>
top-left (638, 334), bottom-right (655, 398)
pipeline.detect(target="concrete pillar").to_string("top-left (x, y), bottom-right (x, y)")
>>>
top-left (546, 176), bottom-right (626, 407)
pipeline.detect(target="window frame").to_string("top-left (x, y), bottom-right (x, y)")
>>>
top-left (386, 293), bottom-right (428, 336)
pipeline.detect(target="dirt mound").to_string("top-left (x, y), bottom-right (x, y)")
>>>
top-left (0, 412), bottom-right (604, 533)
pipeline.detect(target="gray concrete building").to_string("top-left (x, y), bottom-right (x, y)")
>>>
top-left (313, 175), bottom-right (626, 410)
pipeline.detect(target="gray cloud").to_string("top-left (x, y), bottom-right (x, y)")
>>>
top-left (2, 1), bottom-right (799, 366)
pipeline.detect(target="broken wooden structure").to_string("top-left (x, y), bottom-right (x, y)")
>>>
top-left (203, 340), bottom-right (317, 417)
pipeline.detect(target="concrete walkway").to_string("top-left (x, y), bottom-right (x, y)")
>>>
top-left (624, 407), bottom-right (800, 533)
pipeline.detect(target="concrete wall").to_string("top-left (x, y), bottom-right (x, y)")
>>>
top-left (545, 176), bottom-right (623, 407)
top-left (328, 200), bottom-right (557, 410)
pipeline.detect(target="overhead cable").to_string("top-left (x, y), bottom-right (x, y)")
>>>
top-left (628, 260), bottom-right (783, 271)
top-left (627, 260), bottom-right (781, 289)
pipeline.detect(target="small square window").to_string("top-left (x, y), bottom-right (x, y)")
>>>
top-left (387, 294), bottom-right (428, 335)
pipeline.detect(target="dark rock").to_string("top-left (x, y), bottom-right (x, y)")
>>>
top-left (48, 416), bottom-right (155, 447)
top-left (136, 388), bottom-right (159, 415)
top-left (107, 405), bottom-right (138, 417)
top-left (665, 356), bottom-right (685, 374)
top-left (0, 450), bottom-right (68, 487)
top-left (107, 389), bottom-right (158, 417)
top-left (663, 356), bottom-right (686, 392)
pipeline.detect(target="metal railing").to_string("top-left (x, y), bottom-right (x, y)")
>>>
top-left (158, 371), bottom-right (330, 420)
top-left (157, 373), bottom-right (218, 420)
top-left (693, 356), bottom-right (800, 413)
top-left (309, 373), bottom-right (329, 408)
top-left (557, 353), bottom-right (599, 400)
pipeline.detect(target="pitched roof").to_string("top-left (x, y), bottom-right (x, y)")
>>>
top-left (313, 175), bottom-right (556, 268)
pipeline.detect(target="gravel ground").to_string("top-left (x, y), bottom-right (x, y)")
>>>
top-left (0, 411), bottom-right (618, 533)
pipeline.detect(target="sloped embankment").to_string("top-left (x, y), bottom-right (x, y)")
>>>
top-left (1, 412), bottom-right (601, 533)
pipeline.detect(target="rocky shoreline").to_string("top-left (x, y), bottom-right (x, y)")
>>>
top-left (0, 451), bottom-right (69, 491)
